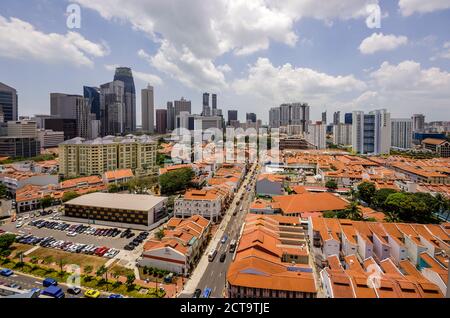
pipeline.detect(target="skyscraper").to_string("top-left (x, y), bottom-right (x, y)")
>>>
top-left (307, 122), bottom-right (326, 149)
top-left (156, 109), bottom-right (167, 134)
top-left (174, 98), bottom-right (191, 120)
top-left (141, 85), bottom-right (154, 133)
top-left (278, 103), bottom-right (310, 133)
top-left (202, 92), bottom-right (210, 117)
top-left (83, 86), bottom-right (101, 120)
top-left (269, 107), bottom-right (280, 128)
top-left (0, 82), bottom-right (18, 122)
top-left (333, 111), bottom-right (341, 125)
top-left (391, 118), bottom-right (412, 149)
top-left (100, 81), bottom-right (125, 136)
top-left (344, 113), bottom-right (353, 125)
top-left (212, 94), bottom-right (217, 110)
top-left (50, 93), bottom-right (90, 139)
top-left (333, 123), bottom-right (352, 146)
top-left (412, 114), bottom-right (425, 132)
top-left (246, 113), bottom-right (257, 123)
top-left (321, 111), bottom-right (327, 125)
top-left (113, 67), bottom-right (136, 133)
top-left (166, 101), bottom-right (174, 132)
top-left (352, 109), bottom-right (391, 155)
top-left (228, 110), bottom-right (238, 125)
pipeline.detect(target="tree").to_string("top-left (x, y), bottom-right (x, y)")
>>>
top-left (0, 234), bottom-right (16, 252)
top-left (159, 168), bottom-right (194, 195)
top-left (357, 182), bottom-right (376, 205)
top-left (0, 183), bottom-right (7, 198)
top-left (62, 191), bottom-right (80, 203)
top-left (39, 196), bottom-right (53, 211)
top-left (126, 273), bottom-right (136, 290)
top-left (372, 188), bottom-right (397, 210)
top-left (383, 192), bottom-right (435, 223)
top-left (108, 184), bottom-right (119, 193)
top-left (343, 202), bottom-right (363, 221)
top-left (155, 228), bottom-right (165, 241)
top-left (325, 180), bottom-right (338, 192)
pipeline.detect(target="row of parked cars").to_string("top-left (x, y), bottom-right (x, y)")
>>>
top-left (124, 231), bottom-right (149, 251)
top-left (15, 234), bottom-right (120, 258)
top-left (29, 219), bottom-right (126, 238)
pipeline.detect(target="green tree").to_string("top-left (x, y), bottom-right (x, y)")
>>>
top-left (372, 188), bottom-right (397, 210)
top-left (108, 184), bottom-right (119, 193)
top-left (325, 180), bottom-right (338, 192)
top-left (357, 182), bottom-right (376, 205)
top-left (343, 202), bottom-right (363, 221)
top-left (159, 168), bottom-right (194, 195)
top-left (62, 191), bottom-right (80, 203)
top-left (126, 273), bottom-right (136, 290)
top-left (155, 228), bottom-right (165, 241)
top-left (39, 195), bottom-right (53, 211)
top-left (0, 183), bottom-right (7, 198)
top-left (383, 192), bottom-right (434, 223)
top-left (0, 234), bottom-right (16, 252)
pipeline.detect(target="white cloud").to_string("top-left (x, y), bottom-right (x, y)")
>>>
top-left (104, 64), bottom-right (163, 86)
top-left (399, 0), bottom-right (450, 16)
top-left (0, 15), bottom-right (108, 67)
top-left (217, 64), bottom-right (232, 73)
top-left (359, 33), bottom-right (408, 54)
top-left (431, 42), bottom-right (450, 60)
top-left (232, 58), bottom-right (366, 105)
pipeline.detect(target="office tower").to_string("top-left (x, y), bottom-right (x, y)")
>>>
top-left (166, 101), bottom-right (175, 132)
top-left (344, 113), bottom-right (353, 125)
top-left (0, 137), bottom-right (40, 158)
top-left (7, 120), bottom-right (37, 138)
top-left (269, 107), bottom-right (280, 128)
top-left (307, 122), bottom-right (326, 149)
top-left (202, 92), bottom-right (211, 117)
top-left (212, 94), bottom-right (217, 111)
top-left (322, 111), bottom-right (327, 125)
top-left (352, 109), bottom-right (391, 155)
top-left (58, 135), bottom-right (157, 178)
top-left (141, 85), bottom-right (154, 133)
top-left (333, 123), bottom-right (352, 146)
top-left (412, 114), bottom-right (425, 132)
top-left (37, 129), bottom-right (65, 148)
top-left (278, 103), bottom-right (310, 133)
top-left (50, 93), bottom-right (90, 139)
top-left (83, 86), bottom-right (101, 120)
top-left (88, 113), bottom-right (101, 139)
top-left (246, 113), bottom-right (257, 123)
top-left (333, 111), bottom-right (341, 125)
top-left (391, 118), bottom-right (412, 149)
top-left (30, 114), bottom-right (57, 129)
top-left (114, 67), bottom-right (136, 133)
top-left (156, 109), bottom-right (167, 134)
top-left (0, 82), bottom-right (18, 122)
top-left (228, 110), bottom-right (238, 126)
top-left (44, 118), bottom-right (77, 140)
top-left (176, 111), bottom-right (191, 131)
top-left (174, 97), bottom-right (191, 121)
top-left (100, 81), bottom-right (126, 136)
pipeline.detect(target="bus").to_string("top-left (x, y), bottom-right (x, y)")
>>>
top-left (208, 249), bottom-right (217, 262)
top-left (229, 239), bottom-right (237, 253)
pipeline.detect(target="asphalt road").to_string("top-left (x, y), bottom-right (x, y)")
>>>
top-left (0, 271), bottom-right (111, 298)
top-left (194, 165), bottom-right (258, 298)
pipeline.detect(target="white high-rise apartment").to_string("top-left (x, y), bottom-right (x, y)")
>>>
top-left (333, 123), bottom-right (352, 146)
top-left (391, 118), bottom-right (412, 149)
top-left (307, 122), bottom-right (326, 149)
top-left (142, 85), bottom-right (154, 133)
top-left (269, 107), bottom-right (280, 128)
top-left (352, 109), bottom-right (391, 155)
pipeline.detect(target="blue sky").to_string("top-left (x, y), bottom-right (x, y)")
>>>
top-left (1, 0), bottom-right (450, 124)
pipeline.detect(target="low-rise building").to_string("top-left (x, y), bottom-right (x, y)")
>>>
top-left (422, 138), bottom-right (450, 158)
top-left (256, 174), bottom-right (285, 197)
top-left (102, 169), bottom-right (134, 185)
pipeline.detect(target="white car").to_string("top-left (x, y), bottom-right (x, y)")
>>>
top-left (16, 222), bottom-right (23, 228)
top-left (67, 232), bottom-right (77, 237)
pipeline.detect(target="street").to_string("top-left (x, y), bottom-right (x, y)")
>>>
top-left (179, 161), bottom-right (259, 298)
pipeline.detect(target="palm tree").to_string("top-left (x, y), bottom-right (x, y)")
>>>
top-left (385, 211), bottom-right (401, 223)
top-left (343, 202), bottom-right (363, 221)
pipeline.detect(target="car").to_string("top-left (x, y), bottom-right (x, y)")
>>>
top-left (43, 277), bottom-right (58, 287)
top-left (30, 288), bottom-right (41, 295)
top-left (67, 232), bottom-right (77, 237)
top-left (0, 269), bottom-right (14, 277)
top-left (16, 222), bottom-right (23, 228)
top-left (84, 289), bottom-right (100, 298)
top-left (67, 286), bottom-right (82, 295)
top-left (8, 283), bottom-right (21, 289)
top-left (193, 289), bottom-right (202, 298)
top-left (108, 294), bottom-right (123, 298)
top-left (202, 288), bottom-right (212, 298)
top-left (221, 234), bottom-right (228, 244)
top-left (124, 244), bottom-right (134, 251)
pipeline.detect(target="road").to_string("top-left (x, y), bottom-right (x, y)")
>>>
top-left (0, 271), bottom-right (111, 298)
top-left (179, 161), bottom-right (259, 298)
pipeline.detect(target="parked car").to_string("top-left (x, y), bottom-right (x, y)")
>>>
top-left (0, 269), bottom-right (14, 277)
top-left (108, 294), bottom-right (123, 298)
top-left (202, 288), bottom-right (212, 298)
top-left (193, 289), bottom-right (202, 298)
top-left (84, 289), bottom-right (100, 298)
top-left (67, 286), bottom-right (82, 295)
top-left (219, 252), bottom-right (227, 262)
top-left (43, 277), bottom-right (58, 287)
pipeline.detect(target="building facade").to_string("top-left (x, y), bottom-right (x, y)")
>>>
top-left (333, 123), bottom-right (352, 146)
top-left (44, 118), bottom-right (77, 141)
top-left (37, 129), bottom-right (64, 148)
top-left (391, 118), bottom-right (413, 149)
top-left (0, 137), bottom-right (40, 158)
top-left (352, 109), bottom-right (391, 155)
top-left (142, 85), bottom-right (154, 133)
top-left (113, 67), bottom-right (136, 133)
top-left (307, 122), bottom-right (326, 149)
top-left (155, 109), bottom-right (167, 134)
top-left (0, 82), bottom-right (18, 122)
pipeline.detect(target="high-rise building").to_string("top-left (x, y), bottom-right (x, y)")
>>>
top-left (141, 85), bottom-right (154, 133)
top-left (37, 129), bottom-right (65, 148)
top-left (202, 92), bottom-right (211, 117)
top-left (277, 103), bottom-right (310, 132)
top-left (100, 81), bottom-right (125, 136)
top-left (174, 98), bottom-right (191, 125)
top-left (0, 137), bottom-right (40, 158)
top-left (322, 111), bottom-right (327, 125)
top-left (333, 111), bottom-right (341, 125)
top-left (166, 101), bottom-right (174, 132)
top-left (228, 110), bottom-right (238, 126)
top-left (113, 67), bottom-right (136, 133)
top-left (83, 86), bottom-right (101, 120)
top-left (269, 107), bottom-right (280, 128)
top-left (412, 114), bottom-right (425, 132)
top-left (333, 123), bottom-right (352, 146)
top-left (391, 118), bottom-right (412, 149)
top-left (7, 120), bottom-right (37, 138)
top-left (59, 135), bottom-right (157, 178)
top-left (352, 109), bottom-right (391, 155)
top-left (44, 118), bottom-right (77, 140)
top-left (212, 94), bottom-right (217, 111)
top-left (50, 93), bottom-right (90, 139)
top-left (307, 122), bottom-right (326, 149)
top-left (246, 113), bottom-right (257, 123)
top-left (344, 113), bottom-right (353, 125)
top-left (0, 82), bottom-right (18, 122)
top-left (31, 114), bottom-right (58, 129)
top-left (156, 109), bottom-right (167, 134)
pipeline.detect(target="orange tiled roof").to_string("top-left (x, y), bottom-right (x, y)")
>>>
top-left (272, 192), bottom-right (348, 214)
top-left (104, 169), bottom-right (134, 180)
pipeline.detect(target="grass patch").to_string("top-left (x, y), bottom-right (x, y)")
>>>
top-left (110, 263), bottom-right (134, 278)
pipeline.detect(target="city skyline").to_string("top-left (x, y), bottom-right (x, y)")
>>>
top-left (1, 1), bottom-right (450, 125)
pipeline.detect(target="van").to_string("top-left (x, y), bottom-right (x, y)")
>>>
top-left (42, 286), bottom-right (65, 298)
top-left (43, 277), bottom-right (58, 287)
top-left (208, 249), bottom-right (217, 262)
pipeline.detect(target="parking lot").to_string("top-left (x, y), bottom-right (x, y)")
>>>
top-left (0, 210), bottom-right (149, 253)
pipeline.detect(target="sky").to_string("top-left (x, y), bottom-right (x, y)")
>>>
top-left (1, 0), bottom-right (450, 125)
